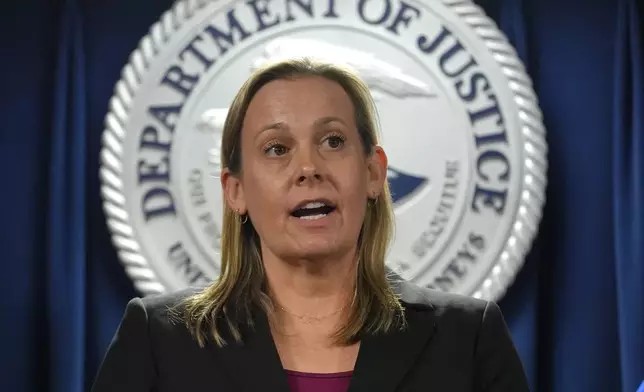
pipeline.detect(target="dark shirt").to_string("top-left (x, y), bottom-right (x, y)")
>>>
top-left (286, 370), bottom-right (352, 392)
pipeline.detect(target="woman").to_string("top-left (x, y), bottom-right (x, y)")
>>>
top-left (92, 58), bottom-right (530, 392)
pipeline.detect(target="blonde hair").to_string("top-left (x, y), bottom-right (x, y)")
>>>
top-left (181, 58), bottom-right (405, 347)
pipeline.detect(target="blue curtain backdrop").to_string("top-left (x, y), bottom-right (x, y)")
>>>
top-left (1, 0), bottom-right (642, 391)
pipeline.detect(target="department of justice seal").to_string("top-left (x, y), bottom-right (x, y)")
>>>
top-left (100, 0), bottom-right (547, 300)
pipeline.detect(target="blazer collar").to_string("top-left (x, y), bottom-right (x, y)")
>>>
top-left (348, 302), bottom-right (437, 392)
top-left (208, 311), bottom-right (291, 392)
top-left (207, 295), bottom-right (437, 392)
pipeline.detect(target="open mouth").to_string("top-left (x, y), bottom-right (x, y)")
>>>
top-left (290, 200), bottom-right (337, 220)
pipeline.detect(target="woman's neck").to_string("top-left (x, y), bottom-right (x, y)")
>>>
top-left (262, 251), bottom-right (358, 336)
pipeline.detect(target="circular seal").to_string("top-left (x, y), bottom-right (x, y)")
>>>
top-left (100, 0), bottom-right (547, 300)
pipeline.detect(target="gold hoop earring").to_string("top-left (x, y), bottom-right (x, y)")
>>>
top-left (368, 195), bottom-right (379, 207)
top-left (237, 209), bottom-right (248, 224)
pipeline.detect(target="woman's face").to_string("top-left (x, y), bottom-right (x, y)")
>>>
top-left (222, 76), bottom-right (387, 263)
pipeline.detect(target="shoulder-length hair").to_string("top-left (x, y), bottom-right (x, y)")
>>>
top-left (180, 58), bottom-right (405, 347)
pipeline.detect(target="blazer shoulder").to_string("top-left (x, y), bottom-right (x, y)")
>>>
top-left (395, 280), bottom-right (489, 316)
top-left (136, 286), bottom-right (204, 324)
top-left (392, 281), bottom-right (530, 391)
top-left (91, 287), bottom-right (206, 391)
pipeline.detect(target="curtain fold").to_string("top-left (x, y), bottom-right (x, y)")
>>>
top-left (495, 1), bottom-right (539, 390)
top-left (47, 0), bottom-right (87, 391)
top-left (612, 0), bottom-right (644, 391)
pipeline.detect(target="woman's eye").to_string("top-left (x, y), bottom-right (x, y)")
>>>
top-left (265, 143), bottom-right (288, 156)
top-left (324, 135), bottom-right (345, 149)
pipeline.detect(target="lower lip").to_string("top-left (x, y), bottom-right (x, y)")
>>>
top-left (290, 210), bottom-right (337, 227)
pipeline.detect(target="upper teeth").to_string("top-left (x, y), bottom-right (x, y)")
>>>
top-left (301, 201), bottom-right (326, 209)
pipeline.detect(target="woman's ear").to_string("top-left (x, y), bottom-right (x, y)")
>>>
top-left (366, 145), bottom-right (388, 198)
top-left (221, 168), bottom-right (247, 214)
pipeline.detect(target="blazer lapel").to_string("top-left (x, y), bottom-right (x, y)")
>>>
top-left (348, 304), bottom-right (437, 392)
top-left (207, 309), bottom-right (290, 392)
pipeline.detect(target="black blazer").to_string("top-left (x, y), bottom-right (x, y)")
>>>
top-left (91, 281), bottom-right (530, 391)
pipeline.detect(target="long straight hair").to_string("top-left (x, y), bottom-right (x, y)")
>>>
top-left (180, 58), bottom-right (405, 347)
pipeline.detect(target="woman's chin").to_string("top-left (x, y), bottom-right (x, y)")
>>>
top-left (287, 238), bottom-right (352, 262)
